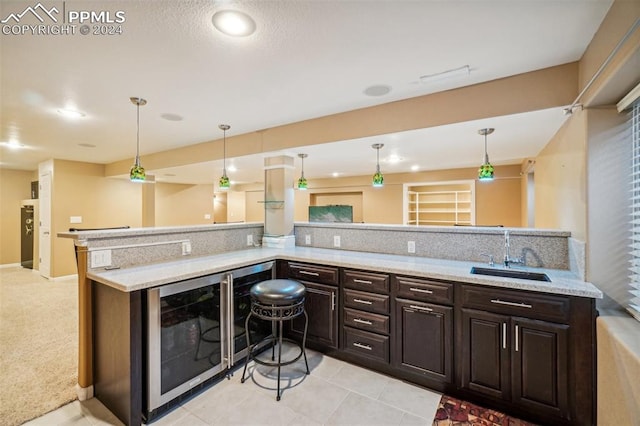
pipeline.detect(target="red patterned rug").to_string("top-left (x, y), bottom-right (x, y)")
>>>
top-left (433, 396), bottom-right (538, 426)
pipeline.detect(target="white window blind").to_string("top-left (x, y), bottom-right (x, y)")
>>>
top-left (629, 100), bottom-right (640, 321)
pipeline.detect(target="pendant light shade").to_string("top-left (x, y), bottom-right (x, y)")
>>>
top-left (372, 143), bottom-right (384, 187)
top-left (478, 128), bottom-right (495, 181)
top-left (129, 97), bottom-right (147, 182)
top-left (297, 153), bottom-right (308, 190)
top-left (218, 124), bottom-right (231, 190)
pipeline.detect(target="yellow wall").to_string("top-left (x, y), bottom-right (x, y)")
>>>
top-left (534, 110), bottom-right (587, 239)
top-left (155, 182), bottom-right (215, 226)
top-left (0, 169), bottom-right (35, 264)
top-left (51, 160), bottom-right (142, 277)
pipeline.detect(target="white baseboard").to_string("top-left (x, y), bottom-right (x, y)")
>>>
top-left (75, 384), bottom-right (94, 401)
top-left (0, 263), bottom-right (21, 269)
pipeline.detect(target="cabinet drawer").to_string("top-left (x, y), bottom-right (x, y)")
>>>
top-left (460, 285), bottom-right (570, 323)
top-left (343, 327), bottom-right (389, 363)
top-left (344, 307), bottom-right (389, 334)
top-left (395, 276), bottom-right (453, 304)
top-left (344, 289), bottom-right (390, 314)
top-left (286, 262), bottom-right (339, 285)
top-left (343, 270), bottom-right (390, 294)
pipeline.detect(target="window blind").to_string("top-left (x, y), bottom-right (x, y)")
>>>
top-left (629, 100), bottom-right (640, 321)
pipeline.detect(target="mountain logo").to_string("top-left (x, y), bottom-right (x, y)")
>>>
top-left (1, 2), bottom-right (59, 24)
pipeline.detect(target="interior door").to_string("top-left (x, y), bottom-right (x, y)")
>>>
top-left (38, 172), bottom-right (51, 278)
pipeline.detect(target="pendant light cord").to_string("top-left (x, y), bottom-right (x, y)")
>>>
top-left (484, 132), bottom-right (489, 163)
top-left (135, 102), bottom-right (141, 164)
top-left (301, 155), bottom-right (305, 178)
top-left (223, 128), bottom-right (226, 174)
top-left (376, 146), bottom-right (381, 173)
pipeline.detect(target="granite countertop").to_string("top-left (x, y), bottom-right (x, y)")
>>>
top-left (87, 246), bottom-right (602, 299)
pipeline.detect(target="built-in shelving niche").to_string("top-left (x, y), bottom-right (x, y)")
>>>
top-left (403, 180), bottom-right (476, 226)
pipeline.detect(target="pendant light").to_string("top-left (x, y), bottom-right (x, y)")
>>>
top-left (297, 153), bottom-right (308, 190)
top-left (218, 124), bottom-right (231, 190)
top-left (372, 143), bottom-right (384, 187)
top-left (478, 128), bottom-right (495, 181)
top-left (129, 97), bottom-right (147, 182)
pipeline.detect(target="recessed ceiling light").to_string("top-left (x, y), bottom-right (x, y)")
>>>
top-left (212, 10), bottom-right (256, 37)
top-left (227, 165), bottom-right (237, 172)
top-left (57, 108), bottom-right (85, 119)
top-left (386, 154), bottom-right (402, 164)
top-left (161, 113), bottom-right (183, 122)
top-left (363, 85), bottom-right (392, 97)
top-left (78, 143), bottom-right (96, 148)
top-left (332, 172), bottom-right (340, 177)
top-left (2, 140), bottom-right (25, 149)
top-left (411, 165), bottom-right (420, 171)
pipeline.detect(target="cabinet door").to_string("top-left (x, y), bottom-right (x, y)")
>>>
top-left (460, 308), bottom-right (510, 400)
top-left (394, 300), bottom-right (453, 384)
top-left (511, 317), bottom-right (569, 417)
top-left (290, 281), bottom-right (338, 349)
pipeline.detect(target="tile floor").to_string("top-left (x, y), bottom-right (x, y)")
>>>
top-left (25, 345), bottom-right (443, 425)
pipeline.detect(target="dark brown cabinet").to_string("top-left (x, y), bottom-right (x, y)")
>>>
top-left (459, 285), bottom-right (572, 423)
top-left (342, 269), bottom-right (391, 363)
top-left (393, 276), bottom-right (454, 388)
top-left (283, 262), bottom-right (339, 350)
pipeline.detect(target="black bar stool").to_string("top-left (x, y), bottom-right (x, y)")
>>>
top-left (241, 279), bottom-right (310, 401)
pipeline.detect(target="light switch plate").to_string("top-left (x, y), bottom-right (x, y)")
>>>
top-left (204, 214), bottom-right (211, 220)
top-left (408, 241), bottom-right (416, 253)
top-left (247, 234), bottom-right (254, 246)
top-left (70, 216), bottom-right (82, 224)
top-left (333, 235), bottom-right (341, 247)
top-left (305, 234), bottom-right (311, 245)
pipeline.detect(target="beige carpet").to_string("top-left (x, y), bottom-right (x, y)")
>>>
top-left (0, 266), bottom-right (78, 426)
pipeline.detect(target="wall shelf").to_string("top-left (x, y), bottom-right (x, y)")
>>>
top-left (404, 181), bottom-right (475, 226)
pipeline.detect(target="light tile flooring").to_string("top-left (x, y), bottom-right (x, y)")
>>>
top-left (25, 345), bottom-right (443, 425)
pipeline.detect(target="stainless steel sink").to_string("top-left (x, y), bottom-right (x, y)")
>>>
top-left (470, 266), bottom-right (551, 282)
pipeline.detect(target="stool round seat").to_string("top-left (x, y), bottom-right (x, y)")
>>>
top-left (250, 279), bottom-right (306, 305)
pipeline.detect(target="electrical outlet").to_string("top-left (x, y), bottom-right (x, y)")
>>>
top-left (333, 235), bottom-right (341, 248)
top-left (408, 241), bottom-right (416, 253)
top-left (69, 216), bottom-right (82, 224)
top-left (91, 249), bottom-right (112, 268)
top-left (305, 234), bottom-right (311, 245)
top-left (247, 234), bottom-right (254, 246)
top-left (204, 213), bottom-right (211, 220)
top-left (182, 241), bottom-right (191, 255)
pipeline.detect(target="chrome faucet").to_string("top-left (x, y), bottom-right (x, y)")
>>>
top-left (503, 230), bottom-right (524, 268)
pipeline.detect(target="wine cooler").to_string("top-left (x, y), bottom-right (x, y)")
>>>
top-left (145, 261), bottom-right (273, 419)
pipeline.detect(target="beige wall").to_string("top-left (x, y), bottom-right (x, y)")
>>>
top-left (244, 165), bottom-right (522, 226)
top-left (155, 182), bottom-right (215, 226)
top-left (51, 160), bottom-right (142, 277)
top-left (0, 169), bottom-right (35, 265)
top-left (534, 110), bottom-right (587, 239)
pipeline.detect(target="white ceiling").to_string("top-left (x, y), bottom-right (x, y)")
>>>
top-left (0, 0), bottom-right (614, 184)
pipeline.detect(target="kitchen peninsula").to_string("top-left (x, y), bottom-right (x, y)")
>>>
top-left (60, 222), bottom-right (601, 426)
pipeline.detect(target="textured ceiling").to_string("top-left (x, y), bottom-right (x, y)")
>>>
top-left (0, 0), bottom-right (614, 183)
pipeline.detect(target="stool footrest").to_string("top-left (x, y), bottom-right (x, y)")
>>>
top-left (249, 337), bottom-right (305, 368)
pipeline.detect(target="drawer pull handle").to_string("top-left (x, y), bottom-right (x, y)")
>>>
top-left (409, 287), bottom-right (433, 294)
top-left (353, 279), bottom-right (373, 284)
top-left (353, 298), bottom-right (373, 305)
top-left (299, 270), bottom-right (319, 277)
top-left (490, 299), bottom-right (532, 309)
top-left (353, 318), bottom-right (373, 325)
top-left (409, 305), bottom-right (433, 312)
top-left (515, 324), bottom-right (519, 352)
top-left (353, 342), bottom-right (372, 351)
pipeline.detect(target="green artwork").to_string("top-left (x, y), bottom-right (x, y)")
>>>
top-left (309, 205), bottom-right (353, 223)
